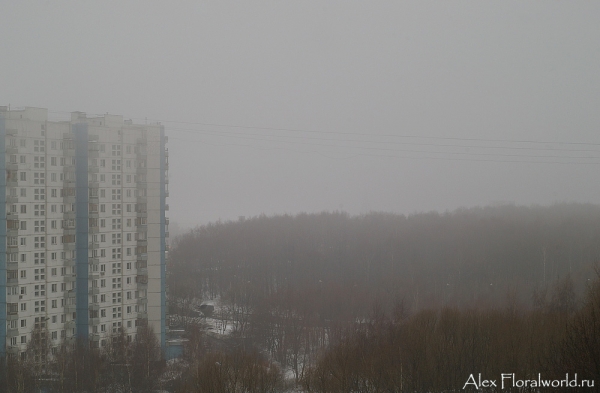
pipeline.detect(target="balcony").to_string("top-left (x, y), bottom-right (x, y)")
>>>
top-left (63, 228), bottom-right (76, 236)
top-left (6, 179), bottom-right (17, 188)
top-left (88, 165), bottom-right (99, 174)
top-left (136, 166), bottom-right (147, 175)
top-left (89, 257), bottom-right (99, 266)
top-left (89, 287), bottom-right (100, 296)
top-left (64, 211), bottom-right (76, 220)
top-left (6, 163), bottom-right (18, 171)
top-left (137, 297), bottom-right (148, 306)
top-left (63, 195), bottom-right (76, 204)
top-left (65, 304), bottom-right (76, 313)
top-left (89, 181), bottom-right (99, 189)
top-left (64, 258), bottom-right (76, 267)
top-left (6, 128), bottom-right (18, 136)
top-left (89, 226), bottom-right (99, 234)
top-left (136, 196), bottom-right (147, 204)
top-left (136, 267), bottom-right (148, 276)
top-left (65, 320), bottom-right (76, 329)
top-left (7, 277), bottom-right (18, 286)
top-left (90, 333), bottom-right (100, 341)
top-left (6, 293), bottom-right (20, 303)
top-left (6, 146), bottom-right (18, 154)
top-left (7, 244), bottom-right (19, 253)
top-left (137, 253), bottom-right (148, 261)
top-left (64, 274), bottom-right (76, 283)
top-left (89, 242), bottom-right (100, 250)
top-left (7, 328), bottom-right (19, 338)
top-left (137, 312), bottom-right (148, 320)
top-left (7, 313), bottom-right (18, 321)
top-left (136, 225), bottom-right (147, 234)
top-left (89, 303), bottom-right (100, 312)
top-left (6, 195), bottom-right (18, 204)
top-left (63, 243), bottom-right (76, 251)
top-left (89, 318), bottom-right (100, 326)
top-left (136, 239), bottom-right (148, 247)
top-left (65, 290), bottom-right (76, 299)
top-left (136, 211), bottom-right (148, 219)
top-left (6, 346), bottom-right (19, 355)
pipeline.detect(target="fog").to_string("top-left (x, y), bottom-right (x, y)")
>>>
top-left (1, 2), bottom-right (599, 228)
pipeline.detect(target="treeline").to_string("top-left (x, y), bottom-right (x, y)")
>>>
top-left (0, 327), bottom-right (164, 393)
top-left (171, 204), bottom-right (600, 314)
top-left (303, 274), bottom-right (600, 392)
top-left (167, 204), bottom-right (600, 383)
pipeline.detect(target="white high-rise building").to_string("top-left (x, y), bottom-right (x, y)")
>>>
top-left (0, 107), bottom-right (168, 358)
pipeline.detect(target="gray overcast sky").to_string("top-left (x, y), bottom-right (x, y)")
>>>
top-left (1, 1), bottom-right (600, 228)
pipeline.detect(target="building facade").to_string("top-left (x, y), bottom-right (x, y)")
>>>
top-left (0, 107), bottom-right (168, 358)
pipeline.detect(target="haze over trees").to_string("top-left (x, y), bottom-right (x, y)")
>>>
top-left (166, 204), bottom-right (600, 390)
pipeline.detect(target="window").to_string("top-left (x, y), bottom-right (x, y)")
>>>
top-left (34, 268), bottom-right (45, 280)
top-left (112, 219), bottom-right (121, 230)
top-left (19, 172), bottom-right (26, 181)
top-left (21, 319), bottom-right (27, 328)
top-left (52, 300), bottom-right (57, 309)
top-left (51, 283), bottom-right (57, 292)
top-left (101, 309), bottom-right (106, 317)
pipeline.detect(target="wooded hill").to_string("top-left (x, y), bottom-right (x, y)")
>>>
top-left (170, 203), bottom-right (600, 315)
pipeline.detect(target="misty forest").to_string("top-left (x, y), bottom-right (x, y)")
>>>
top-left (3, 204), bottom-right (600, 392)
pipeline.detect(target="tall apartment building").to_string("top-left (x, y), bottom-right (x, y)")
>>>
top-left (0, 107), bottom-right (168, 358)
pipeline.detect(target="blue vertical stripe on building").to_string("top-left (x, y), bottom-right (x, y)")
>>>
top-left (0, 116), bottom-right (7, 357)
top-left (74, 124), bottom-right (89, 340)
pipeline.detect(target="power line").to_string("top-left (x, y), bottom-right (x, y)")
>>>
top-left (46, 110), bottom-right (600, 147)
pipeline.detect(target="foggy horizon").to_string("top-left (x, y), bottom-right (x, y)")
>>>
top-left (2, 2), bottom-right (600, 229)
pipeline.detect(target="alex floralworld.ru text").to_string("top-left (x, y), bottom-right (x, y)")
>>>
top-left (463, 373), bottom-right (594, 389)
